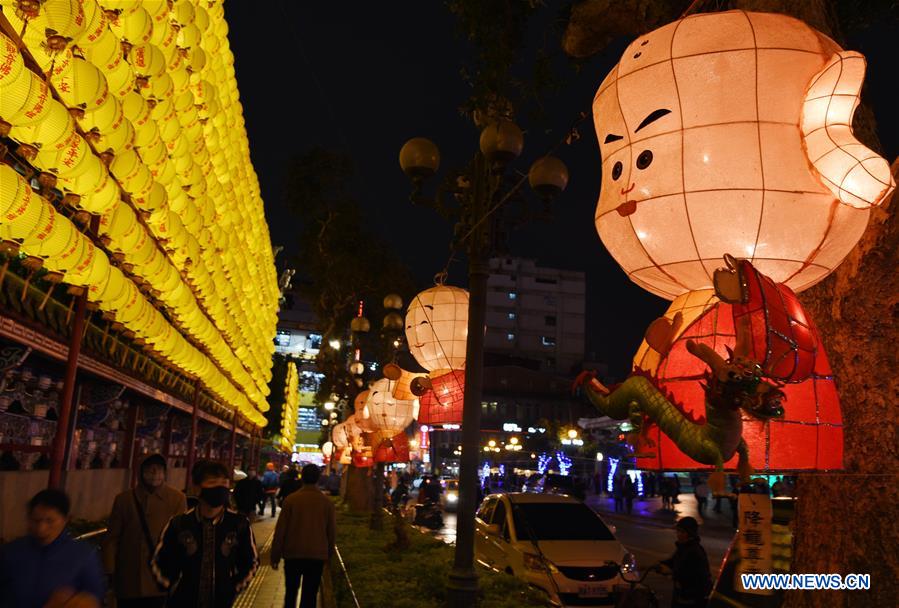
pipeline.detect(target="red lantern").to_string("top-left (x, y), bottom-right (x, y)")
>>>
top-left (372, 431), bottom-right (410, 463)
top-left (633, 296), bottom-right (841, 471)
top-left (417, 369), bottom-right (464, 425)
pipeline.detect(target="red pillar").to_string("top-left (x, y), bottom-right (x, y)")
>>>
top-left (162, 412), bottom-right (174, 465)
top-left (184, 379), bottom-right (201, 492)
top-left (125, 404), bottom-right (142, 488)
top-left (228, 411), bottom-right (238, 473)
top-left (48, 291), bottom-right (87, 489)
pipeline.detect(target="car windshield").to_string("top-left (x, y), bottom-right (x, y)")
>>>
top-left (511, 502), bottom-right (616, 541)
top-left (447, 481), bottom-right (458, 491)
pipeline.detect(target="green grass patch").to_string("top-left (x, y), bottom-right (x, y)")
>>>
top-left (330, 507), bottom-right (552, 608)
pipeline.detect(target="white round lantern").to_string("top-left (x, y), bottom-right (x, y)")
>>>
top-left (360, 378), bottom-right (418, 435)
top-left (405, 286), bottom-right (469, 372)
top-left (592, 10), bottom-right (894, 300)
top-left (321, 441), bottom-right (334, 457)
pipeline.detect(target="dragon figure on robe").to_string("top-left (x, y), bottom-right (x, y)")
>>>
top-left (575, 255), bottom-right (821, 490)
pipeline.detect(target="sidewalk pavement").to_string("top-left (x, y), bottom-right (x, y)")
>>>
top-left (586, 492), bottom-right (738, 532)
top-left (234, 509), bottom-right (324, 608)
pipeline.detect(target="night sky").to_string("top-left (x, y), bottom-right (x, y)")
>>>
top-left (224, 1), bottom-right (898, 378)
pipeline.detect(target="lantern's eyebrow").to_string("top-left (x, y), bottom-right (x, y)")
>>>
top-left (634, 108), bottom-right (671, 132)
top-left (604, 134), bottom-right (623, 144)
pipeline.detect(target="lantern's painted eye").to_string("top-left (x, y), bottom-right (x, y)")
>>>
top-left (419, 320), bottom-right (429, 325)
top-left (611, 161), bottom-right (623, 181)
top-left (636, 150), bottom-right (653, 170)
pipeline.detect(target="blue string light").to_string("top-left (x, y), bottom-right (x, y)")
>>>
top-left (556, 451), bottom-right (572, 476)
top-left (537, 452), bottom-right (552, 475)
top-left (607, 457), bottom-right (620, 493)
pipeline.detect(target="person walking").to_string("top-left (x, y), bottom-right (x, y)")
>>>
top-left (694, 479), bottom-right (710, 516)
top-left (655, 517), bottom-right (712, 608)
top-left (612, 474), bottom-right (624, 513)
top-left (0, 489), bottom-right (106, 608)
top-left (660, 477), bottom-right (671, 510)
top-left (623, 475), bottom-right (636, 515)
top-left (278, 467), bottom-right (302, 505)
top-left (271, 464), bottom-right (336, 608)
top-left (234, 469), bottom-right (264, 521)
top-left (261, 462), bottom-right (280, 517)
top-left (152, 460), bottom-right (258, 608)
top-left (103, 453), bottom-right (187, 608)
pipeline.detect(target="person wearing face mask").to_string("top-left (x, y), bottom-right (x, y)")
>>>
top-left (0, 489), bottom-right (105, 608)
top-left (152, 459), bottom-right (258, 608)
top-left (103, 453), bottom-right (187, 607)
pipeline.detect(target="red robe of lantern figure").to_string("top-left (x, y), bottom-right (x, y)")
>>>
top-left (626, 257), bottom-right (842, 472)
top-left (372, 431), bottom-right (410, 463)
top-left (417, 370), bottom-right (465, 425)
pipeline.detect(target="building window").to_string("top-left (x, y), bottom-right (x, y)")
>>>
top-left (545, 315), bottom-right (556, 326)
top-left (535, 277), bottom-right (557, 284)
top-left (544, 295), bottom-right (556, 306)
top-left (508, 312), bottom-right (516, 320)
top-left (507, 333), bottom-right (515, 341)
top-left (508, 292), bottom-right (517, 300)
top-left (276, 331), bottom-right (291, 347)
top-left (541, 336), bottom-right (556, 347)
top-left (307, 333), bottom-right (322, 350)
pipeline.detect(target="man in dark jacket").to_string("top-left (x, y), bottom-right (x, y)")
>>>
top-left (233, 469), bottom-right (264, 520)
top-left (657, 517), bottom-right (712, 607)
top-left (271, 465), bottom-right (336, 608)
top-left (152, 460), bottom-right (258, 608)
top-left (0, 489), bottom-right (106, 608)
top-left (278, 467), bottom-right (302, 504)
top-left (103, 453), bottom-right (187, 607)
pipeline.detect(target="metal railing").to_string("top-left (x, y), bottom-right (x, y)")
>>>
top-left (333, 545), bottom-right (362, 608)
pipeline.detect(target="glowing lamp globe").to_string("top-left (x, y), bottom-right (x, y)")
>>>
top-left (529, 156), bottom-right (569, 199)
top-left (479, 120), bottom-right (523, 165)
top-left (405, 286), bottom-right (469, 372)
top-left (399, 137), bottom-right (440, 180)
top-left (593, 11), bottom-right (894, 300)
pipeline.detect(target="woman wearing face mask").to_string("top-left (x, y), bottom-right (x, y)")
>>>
top-left (103, 453), bottom-right (187, 607)
top-left (152, 460), bottom-right (258, 608)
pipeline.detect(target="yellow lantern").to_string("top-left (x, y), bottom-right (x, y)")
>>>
top-left (592, 10), bottom-right (895, 299)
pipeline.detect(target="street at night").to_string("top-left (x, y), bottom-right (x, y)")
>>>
top-left (0, 1), bottom-right (897, 607)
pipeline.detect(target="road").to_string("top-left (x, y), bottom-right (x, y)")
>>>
top-left (421, 493), bottom-right (736, 607)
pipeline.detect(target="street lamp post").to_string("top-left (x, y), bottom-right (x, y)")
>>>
top-left (400, 122), bottom-right (572, 606)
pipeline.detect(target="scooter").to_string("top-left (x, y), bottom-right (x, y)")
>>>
top-left (412, 499), bottom-right (444, 530)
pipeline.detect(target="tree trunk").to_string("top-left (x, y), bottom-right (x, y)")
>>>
top-left (369, 462), bottom-right (385, 531)
top-left (344, 464), bottom-right (372, 513)
top-left (785, 160), bottom-right (899, 608)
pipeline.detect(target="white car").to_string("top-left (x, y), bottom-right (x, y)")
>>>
top-left (475, 493), bottom-right (632, 607)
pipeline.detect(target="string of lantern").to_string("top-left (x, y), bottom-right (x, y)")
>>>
top-left (280, 361), bottom-right (298, 451)
top-left (0, 0), bottom-right (279, 426)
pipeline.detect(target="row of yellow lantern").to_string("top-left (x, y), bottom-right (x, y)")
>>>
top-left (280, 361), bottom-right (299, 450)
top-left (0, 0), bottom-right (278, 416)
top-left (6, 0), bottom-right (280, 386)
top-left (0, 163), bottom-right (267, 426)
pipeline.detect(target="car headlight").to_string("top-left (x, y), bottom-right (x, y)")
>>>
top-left (523, 552), bottom-right (560, 574)
top-left (446, 492), bottom-right (458, 502)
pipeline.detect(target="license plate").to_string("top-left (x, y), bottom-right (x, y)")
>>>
top-left (578, 584), bottom-right (609, 598)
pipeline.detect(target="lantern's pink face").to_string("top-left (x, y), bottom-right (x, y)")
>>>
top-left (593, 11), bottom-right (892, 300)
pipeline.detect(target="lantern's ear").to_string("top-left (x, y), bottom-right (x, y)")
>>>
top-left (801, 51), bottom-right (895, 209)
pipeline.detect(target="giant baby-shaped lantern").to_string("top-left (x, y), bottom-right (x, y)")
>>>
top-left (580, 11), bottom-right (894, 479)
top-left (405, 285), bottom-right (469, 424)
